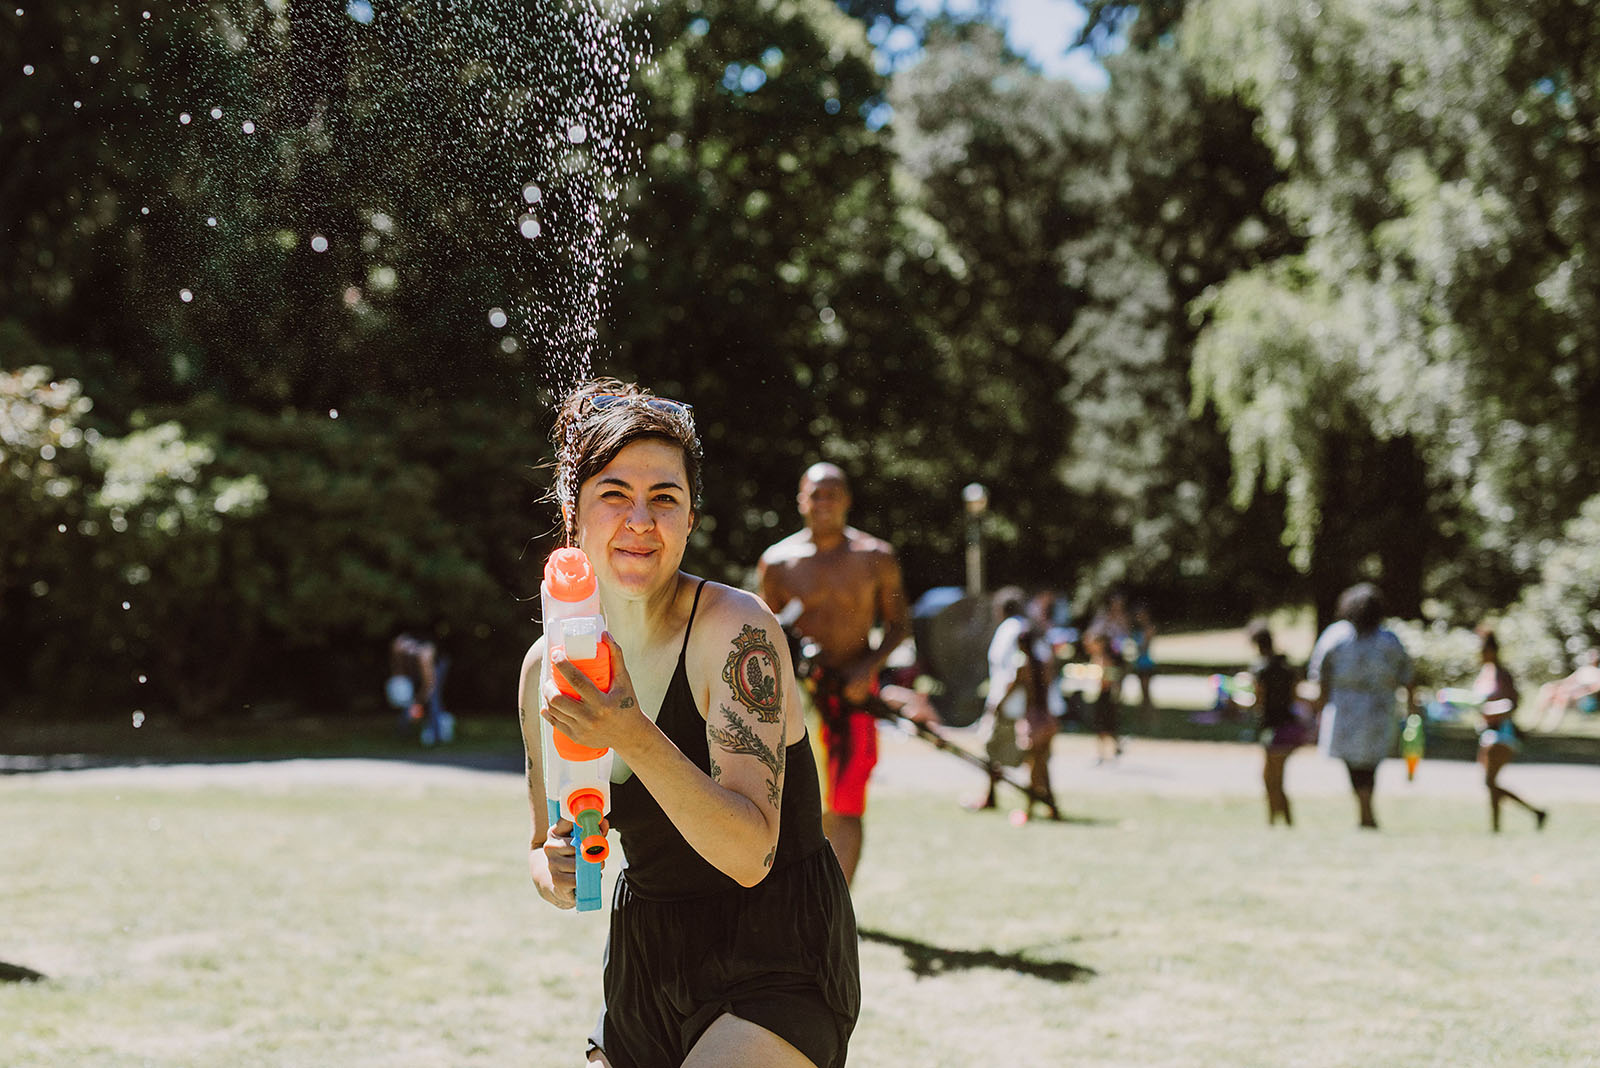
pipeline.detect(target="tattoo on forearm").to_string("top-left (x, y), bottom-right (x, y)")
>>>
top-left (709, 704), bottom-right (783, 808)
top-left (723, 625), bottom-right (783, 723)
top-left (619, 696), bottom-right (635, 709)
top-left (709, 755), bottom-right (723, 779)
top-left (763, 846), bottom-right (775, 869)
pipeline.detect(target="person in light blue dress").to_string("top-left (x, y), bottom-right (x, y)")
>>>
top-left (1307, 583), bottom-right (1414, 829)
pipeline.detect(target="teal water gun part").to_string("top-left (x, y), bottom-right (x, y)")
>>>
top-left (573, 807), bottom-right (605, 912)
top-left (546, 798), bottom-right (604, 913)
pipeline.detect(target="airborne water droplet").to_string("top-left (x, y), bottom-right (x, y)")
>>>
top-left (132, 711), bottom-right (145, 728)
top-left (178, 112), bottom-right (191, 124)
top-left (488, 307), bottom-right (508, 329)
top-left (518, 215), bottom-right (541, 240)
top-left (310, 234), bottom-right (329, 252)
top-left (179, 289), bottom-right (193, 302)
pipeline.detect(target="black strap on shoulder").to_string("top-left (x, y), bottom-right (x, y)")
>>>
top-left (677, 579), bottom-right (710, 665)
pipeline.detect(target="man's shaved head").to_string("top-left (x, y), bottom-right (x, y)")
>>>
top-left (800, 462), bottom-right (849, 492)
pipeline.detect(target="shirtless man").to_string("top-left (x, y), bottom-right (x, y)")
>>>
top-left (758, 463), bottom-right (910, 886)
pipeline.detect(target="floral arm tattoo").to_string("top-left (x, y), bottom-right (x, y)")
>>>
top-left (709, 705), bottom-right (784, 809)
top-left (709, 624), bottom-right (788, 861)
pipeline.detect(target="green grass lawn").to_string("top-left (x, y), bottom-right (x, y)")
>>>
top-left (4, 760), bottom-right (1594, 1066)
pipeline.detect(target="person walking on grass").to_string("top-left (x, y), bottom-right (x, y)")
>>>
top-left (520, 379), bottom-right (858, 1068)
top-left (967, 588), bottom-right (1030, 810)
top-left (1472, 628), bottom-right (1548, 833)
top-left (1084, 627), bottom-right (1123, 764)
top-left (1006, 624), bottom-right (1062, 821)
top-left (1248, 620), bottom-right (1309, 827)
top-left (1307, 583), bottom-right (1415, 830)
top-left (1130, 602), bottom-right (1158, 728)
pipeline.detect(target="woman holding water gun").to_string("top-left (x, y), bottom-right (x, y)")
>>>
top-left (516, 379), bottom-right (858, 1068)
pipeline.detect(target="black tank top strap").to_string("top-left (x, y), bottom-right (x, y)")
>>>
top-left (677, 579), bottom-right (709, 668)
top-left (608, 575), bottom-right (828, 900)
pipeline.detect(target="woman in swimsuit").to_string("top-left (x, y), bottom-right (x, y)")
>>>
top-left (518, 378), bottom-right (860, 1068)
top-left (1472, 628), bottom-right (1547, 834)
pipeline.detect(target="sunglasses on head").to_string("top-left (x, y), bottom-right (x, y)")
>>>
top-left (580, 392), bottom-right (694, 421)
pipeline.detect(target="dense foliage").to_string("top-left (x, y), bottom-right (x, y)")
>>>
top-left (4, 0), bottom-right (1596, 716)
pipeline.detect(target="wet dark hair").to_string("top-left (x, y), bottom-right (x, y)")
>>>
top-left (1246, 618), bottom-right (1274, 655)
top-left (1337, 582), bottom-right (1385, 635)
top-left (551, 377), bottom-right (703, 544)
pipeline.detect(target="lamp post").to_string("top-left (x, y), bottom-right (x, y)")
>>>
top-left (963, 482), bottom-right (988, 596)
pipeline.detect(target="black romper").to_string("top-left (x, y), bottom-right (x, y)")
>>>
top-left (589, 581), bottom-right (861, 1068)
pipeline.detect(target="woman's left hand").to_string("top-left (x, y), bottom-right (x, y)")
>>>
top-left (542, 633), bottom-right (647, 753)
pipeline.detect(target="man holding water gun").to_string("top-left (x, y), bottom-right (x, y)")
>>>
top-left (758, 462), bottom-right (911, 887)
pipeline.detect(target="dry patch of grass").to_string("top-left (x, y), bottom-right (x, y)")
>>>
top-left (3, 760), bottom-right (1595, 1066)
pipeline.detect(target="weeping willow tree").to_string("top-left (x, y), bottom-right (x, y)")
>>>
top-left (1186, 0), bottom-right (1600, 625)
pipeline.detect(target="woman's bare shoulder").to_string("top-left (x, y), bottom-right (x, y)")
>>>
top-left (697, 582), bottom-right (780, 628)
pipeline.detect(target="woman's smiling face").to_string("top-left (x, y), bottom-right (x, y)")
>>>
top-left (573, 437), bottom-right (695, 599)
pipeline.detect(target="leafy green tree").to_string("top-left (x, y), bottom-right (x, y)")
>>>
top-left (1056, 45), bottom-right (1299, 610)
top-left (1076, 0), bottom-right (1188, 51)
top-left (878, 19), bottom-right (1104, 591)
top-left (16, 393), bottom-right (523, 720)
top-left (2, 0), bottom-right (636, 410)
top-left (599, 0), bottom-right (943, 584)
top-left (1501, 493), bottom-right (1600, 679)
top-left (0, 344), bottom-right (100, 696)
top-left (1186, 0), bottom-right (1600, 623)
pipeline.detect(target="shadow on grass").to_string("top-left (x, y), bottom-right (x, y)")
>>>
top-left (958, 805), bottom-right (1114, 827)
top-left (1, 961), bottom-right (47, 983)
top-left (859, 928), bottom-right (1095, 984)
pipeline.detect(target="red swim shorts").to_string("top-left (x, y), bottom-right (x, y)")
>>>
top-left (821, 710), bottom-right (879, 818)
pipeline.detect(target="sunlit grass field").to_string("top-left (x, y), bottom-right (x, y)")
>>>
top-left (4, 754), bottom-right (1595, 1067)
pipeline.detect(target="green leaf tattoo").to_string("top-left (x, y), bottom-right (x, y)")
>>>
top-left (722, 624), bottom-right (783, 723)
top-left (708, 704), bottom-right (783, 809)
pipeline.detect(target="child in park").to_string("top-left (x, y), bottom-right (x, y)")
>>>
top-left (1472, 628), bottom-right (1547, 833)
top-left (1000, 625), bottom-right (1061, 821)
top-left (1247, 620), bottom-right (1308, 826)
top-left (1084, 628), bottom-right (1122, 764)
